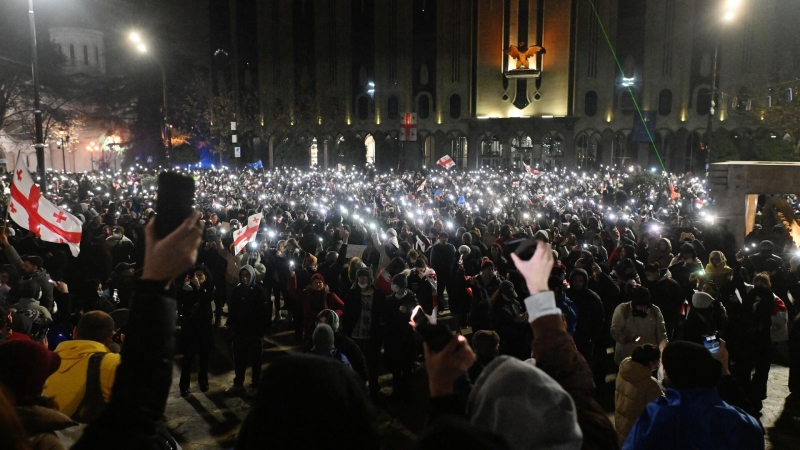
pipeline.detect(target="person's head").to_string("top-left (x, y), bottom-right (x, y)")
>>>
top-left (490, 243), bottom-right (502, 259)
top-left (759, 240), bottom-right (774, 255)
top-left (414, 258), bottom-right (427, 276)
top-left (356, 267), bottom-right (372, 290)
top-left (311, 323), bottom-right (335, 353)
top-left (568, 268), bottom-right (588, 290)
top-left (236, 355), bottom-right (380, 449)
top-left (657, 238), bottom-right (670, 252)
top-left (239, 265), bottom-right (256, 287)
top-left (708, 251), bottom-right (725, 268)
top-left (644, 263), bottom-right (660, 282)
top-left (310, 273), bottom-right (325, 291)
top-left (752, 272), bottom-right (771, 289)
top-left (458, 245), bottom-right (471, 258)
top-left (315, 310), bottom-right (339, 332)
top-left (193, 266), bottom-right (211, 285)
top-left (661, 341), bottom-right (721, 390)
top-left (115, 262), bottom-right (135, 277)
top-left (480, 259), bottom-right (495, 277)
top-left (20, 255), bottom-right (42, 275)
top-left (18, 279), bottom-right (41, 301)
top-left (438, 232), bottom-right (450, 245)
top-left (74, 310), bottom-right (115, 346)
top-left (468, 356), bottom-right (582, 450)
top-left (391, 273), bottom-right (408, 294)
top-left (630, 344), bottom-right (661, 372)
top-left (471, 330), bottom-right (500, 364)
top-left (0, 339), bottom-right (61, 401)
top-left (462, 233), bottom-right (473, 245)
top-left (498, 280), bottom-right (517, 300)
top-left (325, 251), bottom-right (338, 264)
top-left (631, 287), bottom-right (651, 316)
top-left (547, 276), bottom-right (564, 296)
top-left (679, 243), bottom-right (696, 262)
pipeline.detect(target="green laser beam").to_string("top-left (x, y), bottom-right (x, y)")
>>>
top-left (588, 0), bottom-right (666, 172)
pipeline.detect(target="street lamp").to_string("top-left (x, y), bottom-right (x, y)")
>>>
top-left (706, 0), bottom-right (742, 173)
top-left (87, 141), bottom-right (99, 172)
top-left (106, 134), bottom-right (121, 173)
top-left (25, 0), bottom-right (47, 193)
top-left (128, 31), bottom-right (172, 166)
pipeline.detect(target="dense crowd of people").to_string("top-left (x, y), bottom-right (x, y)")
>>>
top-left (0, 163), bottom-right (799, 449)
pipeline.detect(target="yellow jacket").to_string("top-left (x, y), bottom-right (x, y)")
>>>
top-left (43, 340), bottom-right (121, 418)
top-left (614, 356), bottom-right (662, 446)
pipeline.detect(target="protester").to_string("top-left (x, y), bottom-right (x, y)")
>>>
top-left (610, 287), bottom-right (669, 365)
top-left (177, 266), bottom-right (215, 396)
top-left (614, 344), bottom-right (663, 445)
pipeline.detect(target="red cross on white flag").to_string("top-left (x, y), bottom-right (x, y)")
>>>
top-left (232, 212), bottom-right (263, 255)
top-left (436, 155), bottom-right (456, 169)
top-left (9, 158), bottom-right (82, 256)
top-left (523, 162), bottom-right (541, 177)
top-left (399, 113), bottom-right (417, 142)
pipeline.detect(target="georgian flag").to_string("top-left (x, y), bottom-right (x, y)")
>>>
top-left (9, 158), bottom-right (82, 256)
top-left (437, 155), bottom-right (456, 169)
top-left (523, 163), bottom-right (541, 177)
top-left (232, 213), bottom-right (262, 255)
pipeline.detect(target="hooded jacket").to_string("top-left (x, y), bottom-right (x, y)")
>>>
top-left (3, 246), bottom-right (54, 310)
top-left (622, 387), bottom-right (763, 450)
top-left (683, 292), bottom-right (728, 345)
top-left (614, 357), bottom-right (662, 445)
top-left (43, 340), bottom-right (122, 419)
top-left (647, 238), bottom-right (673, 269)
top-left (565, 269), bottom-right (606, 352)
top-left (288, 272), bottom-right (345, 340)
top-left (228, 265), bottom-right (271, 338)
top-left (610, 301), bottom-right (668, 365)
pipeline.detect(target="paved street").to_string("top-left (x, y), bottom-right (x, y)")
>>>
top-left (165, 321), bottom-right (794, 450)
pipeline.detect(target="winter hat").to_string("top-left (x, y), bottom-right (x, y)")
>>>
top-left (631, 287), bottom-right (651, 307)
top-left (386, 229), bottom-right (397, 237)
top-left (316, 310), bottom-right (340, 332)
top-left (480, 259), bottom-right (495, 271)
top-left (312, 323), bottom-right (335, 352)
top-left (310, 273), bottom-right (325, 284)
top-left (458, 245), bottom-right (471, 255)
top-left (0, 339), bottom-right (61, 398)
top-left (498, 280), bottom-right (517, 298)
top-left (468, 356), bottom-right (582, 450)
top-left (662, 341), bottom-right (722, 390)
top-left (356, 267), bottom-right (373, 281)
top-left (392, 272), bottom-right (408, 289)
top-left (692, 292), bottom-right (715, 309)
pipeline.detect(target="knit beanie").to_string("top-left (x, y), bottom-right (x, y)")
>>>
top-left (0, 339), bottom-right (61, 398)
top-left (311, 273), bottom-right (325, 284)
top-left (312, 323), bottom-right (335, 352)
top-left (691, 292), bottom-right (715, 309)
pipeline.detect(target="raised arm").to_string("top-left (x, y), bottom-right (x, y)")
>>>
top-left (75, 212), bottom-right (202, 449)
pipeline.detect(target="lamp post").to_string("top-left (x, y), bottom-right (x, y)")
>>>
top-left (705, 0), bottom-right (742, 174)
top-left (26, 0), bottom-right (46, 192)
top-left (106, 135), bottom-right (121, 173)
top-left (129, 32), bottom-right (172, 166)
top-left (87, 141), bottom-right (99, 171)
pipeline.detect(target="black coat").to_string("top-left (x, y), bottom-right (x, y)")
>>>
top-left (177, 281), bottom-right (215, 353)
top-left (342, 286), bottom-right (387, 342)
top-left (228, 283), bottom-right (271, 338)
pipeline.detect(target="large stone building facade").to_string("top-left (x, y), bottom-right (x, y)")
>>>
top-left (254, 0), bottom-right (787, 172)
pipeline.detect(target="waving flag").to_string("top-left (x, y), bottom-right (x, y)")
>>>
top-left (437, 155), bottom-right (456, 169)
top-left (523, 163), bottom-right (541, 177)
top-left (9, 158), bottom-right (82, 256)
top-left (232, 213), bottom-right (262, 255)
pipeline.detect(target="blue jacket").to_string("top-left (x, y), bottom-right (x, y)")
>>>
top-left (622, 387), bottom-right (763, 450)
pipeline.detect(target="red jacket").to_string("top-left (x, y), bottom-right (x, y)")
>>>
top-left (288, 275), bottom-right (344, 340)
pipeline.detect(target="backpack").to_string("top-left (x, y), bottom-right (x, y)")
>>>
top-left (71, 353), bottom-right (108, 424)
